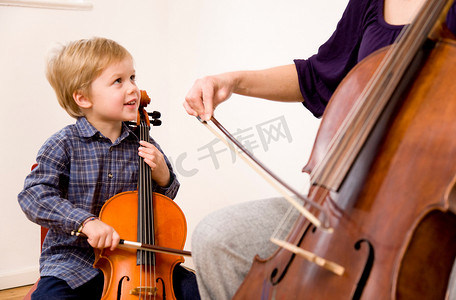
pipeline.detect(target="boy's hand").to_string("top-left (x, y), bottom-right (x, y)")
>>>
top-left (138, 140), bottom-right (170, 187)
top-left (81, 219), bottom-right (120, 251)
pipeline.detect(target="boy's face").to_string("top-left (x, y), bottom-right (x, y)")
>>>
top-left (86, 57), bottom-right (140, 125)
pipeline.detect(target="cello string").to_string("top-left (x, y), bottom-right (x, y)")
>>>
top-left (303, 23), bottom-right (412, 193)
top-left (198, 0), bottom-right (440, 247)
top-left (268, 1), bottom-right (433, 265)
top-left (308, 44), bottom-right (400, 190)
top-left (308, 0), bottom-right (444, 193)
top-left (270, 196), bottom-right (301, 242)
top-left (287, 6), bottom-right (449, 275)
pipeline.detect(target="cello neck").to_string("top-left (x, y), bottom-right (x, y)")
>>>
top-left (311, 0), bottom-right (454, 191)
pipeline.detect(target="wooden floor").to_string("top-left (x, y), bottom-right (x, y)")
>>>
top-left (0, 285), bottom-right (32, 300)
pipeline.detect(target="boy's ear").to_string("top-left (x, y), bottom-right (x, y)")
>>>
top-left (73, 91), bottom-right (92, 109)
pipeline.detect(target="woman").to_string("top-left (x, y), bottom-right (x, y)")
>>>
top-left (184, 0), bottom-right (456, 299)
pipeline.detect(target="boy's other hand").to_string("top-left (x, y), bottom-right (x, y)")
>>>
top-left (138, 140), bottom-right (170, 187)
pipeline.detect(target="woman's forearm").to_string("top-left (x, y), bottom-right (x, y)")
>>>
top-left (232, 64), bottom-right (304, 103)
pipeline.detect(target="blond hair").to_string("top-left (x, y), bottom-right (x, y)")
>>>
top-left (46, 37), bottom-right (132, 118)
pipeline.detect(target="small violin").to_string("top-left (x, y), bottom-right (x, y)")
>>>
top-left (92, 90), bottom-right (188, 300)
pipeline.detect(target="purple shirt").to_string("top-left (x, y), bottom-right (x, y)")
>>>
top-left (295, 0), bottom-right (456, 117)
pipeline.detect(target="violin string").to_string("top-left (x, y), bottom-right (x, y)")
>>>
top-left (143, 119), bottom-right (157, 299)
top-left (140, 121), bottom-right (145, 298)
top-left (143, 123), bottom-right (148, 298)
top-left (143, 120), bottom-right (147, 298)
top-left (140, 116), bottom-right (154, 299)
top-left (146, 121), bottom-right (151, 299)
top-left (150, 120), bottom-right (159, 299)
top-left (147, 156), bottom-right (157, 298)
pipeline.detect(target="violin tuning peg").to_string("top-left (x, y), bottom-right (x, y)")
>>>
top-left (151, 119), bottom-right (162, 126)
top-left (148, 111), bottom-right (161, 119)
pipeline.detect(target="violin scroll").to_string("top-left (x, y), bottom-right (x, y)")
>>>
top-left (140, 90), bottom-right (151, 108)
top-left (127, 90), bottom-right (162, 128)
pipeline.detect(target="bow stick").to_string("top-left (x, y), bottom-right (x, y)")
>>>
top-left (71, 231), bottom-right (192, 257)
top-left (198, 116), bottom-right (348, 275)
top-left (198, 116), bottom-right (332, 232)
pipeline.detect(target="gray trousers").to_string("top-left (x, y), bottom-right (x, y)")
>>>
top-left (191, 197), bottom-right (292, 300)
top-left (191, 197), bottom-right (456, 300)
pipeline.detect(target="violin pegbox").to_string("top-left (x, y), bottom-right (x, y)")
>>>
top-left (148, 111), bottom-right (162, 127)
top-left (140, 90), bottom-right (161, 127)
top-left (126, 90), bottom-right (162, 129)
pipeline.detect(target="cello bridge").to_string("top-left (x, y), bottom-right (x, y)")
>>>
top-left (129, 286), bottom-right (158, 296)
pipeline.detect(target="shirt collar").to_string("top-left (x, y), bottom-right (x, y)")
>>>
top-left (75, 117), bottom-right (138, 143)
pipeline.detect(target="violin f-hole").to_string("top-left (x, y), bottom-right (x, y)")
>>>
top-left (157, 277), bottom-right (166, 299)
top-left (116, 275), bottom-right (130, 300)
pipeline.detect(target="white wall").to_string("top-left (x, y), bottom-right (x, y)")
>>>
top-left (0, 0), bottom-right (347, 289)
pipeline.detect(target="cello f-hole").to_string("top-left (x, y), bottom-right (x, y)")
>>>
top-left (352, 239), bottom-right (375, 300)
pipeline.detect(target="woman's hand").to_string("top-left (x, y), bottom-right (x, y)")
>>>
top-left (184, 73), bottom-right (236, 121)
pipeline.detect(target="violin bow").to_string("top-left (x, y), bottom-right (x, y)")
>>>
top-left (71, 231), bottom-right (192, 257)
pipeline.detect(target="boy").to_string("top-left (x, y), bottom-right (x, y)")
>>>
top-left (18, 37), bottom-right (199, 299)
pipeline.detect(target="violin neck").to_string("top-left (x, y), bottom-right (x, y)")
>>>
top-left (137, 109), bottom-right (156, 265)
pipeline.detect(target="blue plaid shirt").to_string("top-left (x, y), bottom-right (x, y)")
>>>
top-left (18, 117), bottom-right (179, 288)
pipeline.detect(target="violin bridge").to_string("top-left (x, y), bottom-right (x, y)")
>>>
top-left (129, 287), bottom-right (158, 296)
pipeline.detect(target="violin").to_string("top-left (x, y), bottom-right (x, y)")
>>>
top-left (93, 90), bottom-right (188, 300)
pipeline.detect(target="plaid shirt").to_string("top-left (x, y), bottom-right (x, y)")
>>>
top-left (18, 117), bottom-right (179, 288)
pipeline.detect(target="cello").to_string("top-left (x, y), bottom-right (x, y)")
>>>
top-left (93, 90), bottom-right (188, 300)
top-left (202, 0), bottom-right (456, 298)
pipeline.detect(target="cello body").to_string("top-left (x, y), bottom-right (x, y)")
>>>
top-left (234, 37), bottom-right (456, 299)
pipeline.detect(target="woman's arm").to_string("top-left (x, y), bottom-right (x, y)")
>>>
top-left (184, 64), bottom-right (303, 121)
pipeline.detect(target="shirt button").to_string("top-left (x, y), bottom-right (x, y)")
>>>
top-left (108, 173), bottom-right (113, 179)
top-left (109, 147), bottom-right (113, 152)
